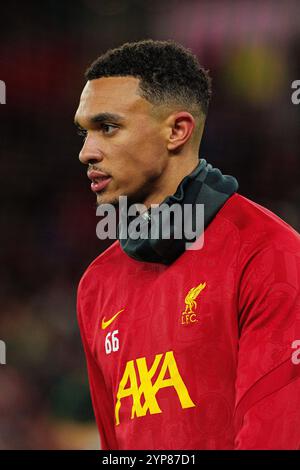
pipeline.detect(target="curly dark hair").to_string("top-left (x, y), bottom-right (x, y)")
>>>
top-left (85, 39), bottom-right (212, 117)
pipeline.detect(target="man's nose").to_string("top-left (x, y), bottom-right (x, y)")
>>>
top-left (79, 134), bottom-right (103, 165)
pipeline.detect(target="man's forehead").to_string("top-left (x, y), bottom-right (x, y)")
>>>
top-left (77, 76), bottom-right (147, 117)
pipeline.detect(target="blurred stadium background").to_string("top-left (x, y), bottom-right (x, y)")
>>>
top-left (0, 0), bottom-right (299, 449)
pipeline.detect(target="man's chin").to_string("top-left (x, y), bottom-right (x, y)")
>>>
top-left (95, 186), bottom-right (150, 207)
top-left (96, 192), bottom-right (120, 207)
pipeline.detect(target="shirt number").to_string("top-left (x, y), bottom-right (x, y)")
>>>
top-left (105, 330), bottom-right (119, 355)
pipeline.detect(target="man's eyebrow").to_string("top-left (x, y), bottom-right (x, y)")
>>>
top-left (74, 120), bottom-right (85, 130)
top-left (90, 112), bottom-right (125, 124)
top-left (74, 112), bottom-right (125, 129)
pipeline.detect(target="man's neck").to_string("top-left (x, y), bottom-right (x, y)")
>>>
top-left (142, 156), bottom-right (200, 208)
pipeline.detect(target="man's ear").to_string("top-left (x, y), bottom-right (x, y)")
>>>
top-left (166, 112), bottom-right (196, 152)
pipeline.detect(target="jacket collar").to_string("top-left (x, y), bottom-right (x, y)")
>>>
top-left (118, 159), bottom-right (239, 264)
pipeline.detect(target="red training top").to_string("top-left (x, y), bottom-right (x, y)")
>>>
top-left (77, 193), bottom-right (300, 449)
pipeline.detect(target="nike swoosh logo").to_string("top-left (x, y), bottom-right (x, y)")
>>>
top-left (101, 308), bottom-right (125, 330)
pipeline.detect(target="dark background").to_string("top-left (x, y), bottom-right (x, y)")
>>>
top-left (0, 0), bottom-right (299, 449)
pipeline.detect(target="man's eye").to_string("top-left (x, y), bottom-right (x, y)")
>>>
top-left (76, 124), bottom-right (117, 139)
top-left (101, 124), bottom-right (117, 135)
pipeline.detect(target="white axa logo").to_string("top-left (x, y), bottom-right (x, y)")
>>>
top-left (0, 340), bottom-right (6, 365)
top-left (291, 80), bottom-right (300, 105)
top-left (0, 80), bottom-right (6, 104)
top-left (95, 196), bottom-right (204, 250)
top-left (291, 340), bottom-right (300, 365)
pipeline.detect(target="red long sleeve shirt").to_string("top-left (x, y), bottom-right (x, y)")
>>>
top-left (77, 193), bottom-right (300, 449)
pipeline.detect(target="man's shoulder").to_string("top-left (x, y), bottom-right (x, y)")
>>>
top-left (77, 240), bottom-right (123, 295)
top-left (86, 239), bottom-right (122, 269)
top-left (218, 192), bottom-right (300, 251)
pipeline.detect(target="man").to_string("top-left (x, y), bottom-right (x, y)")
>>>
top-left (75, 40), bottom-right (300, 450)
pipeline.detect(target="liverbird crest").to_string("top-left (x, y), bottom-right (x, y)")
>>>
top-left (183, 282), bottom-right (206, 315)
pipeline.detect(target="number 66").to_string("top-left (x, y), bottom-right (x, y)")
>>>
top-left (105, 330), bottom-right (119, 354)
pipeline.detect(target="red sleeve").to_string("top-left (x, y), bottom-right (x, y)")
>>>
top-left (77, 290), bottom-right (118, 450)
top-left (234, 238), bottom-right (300, 449)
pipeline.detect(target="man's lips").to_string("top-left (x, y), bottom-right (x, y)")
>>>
top-left (87, 170), bottom-right (112, 193)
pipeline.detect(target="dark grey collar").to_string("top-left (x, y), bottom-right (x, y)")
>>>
top-left (118, 159), bottom-right (239, 264)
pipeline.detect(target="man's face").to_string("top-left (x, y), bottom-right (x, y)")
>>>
top-left (74, 76), bottom-right (170, 206)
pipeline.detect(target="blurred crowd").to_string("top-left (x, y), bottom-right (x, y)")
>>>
top-left (0, 0), bottom-right (299, 449)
